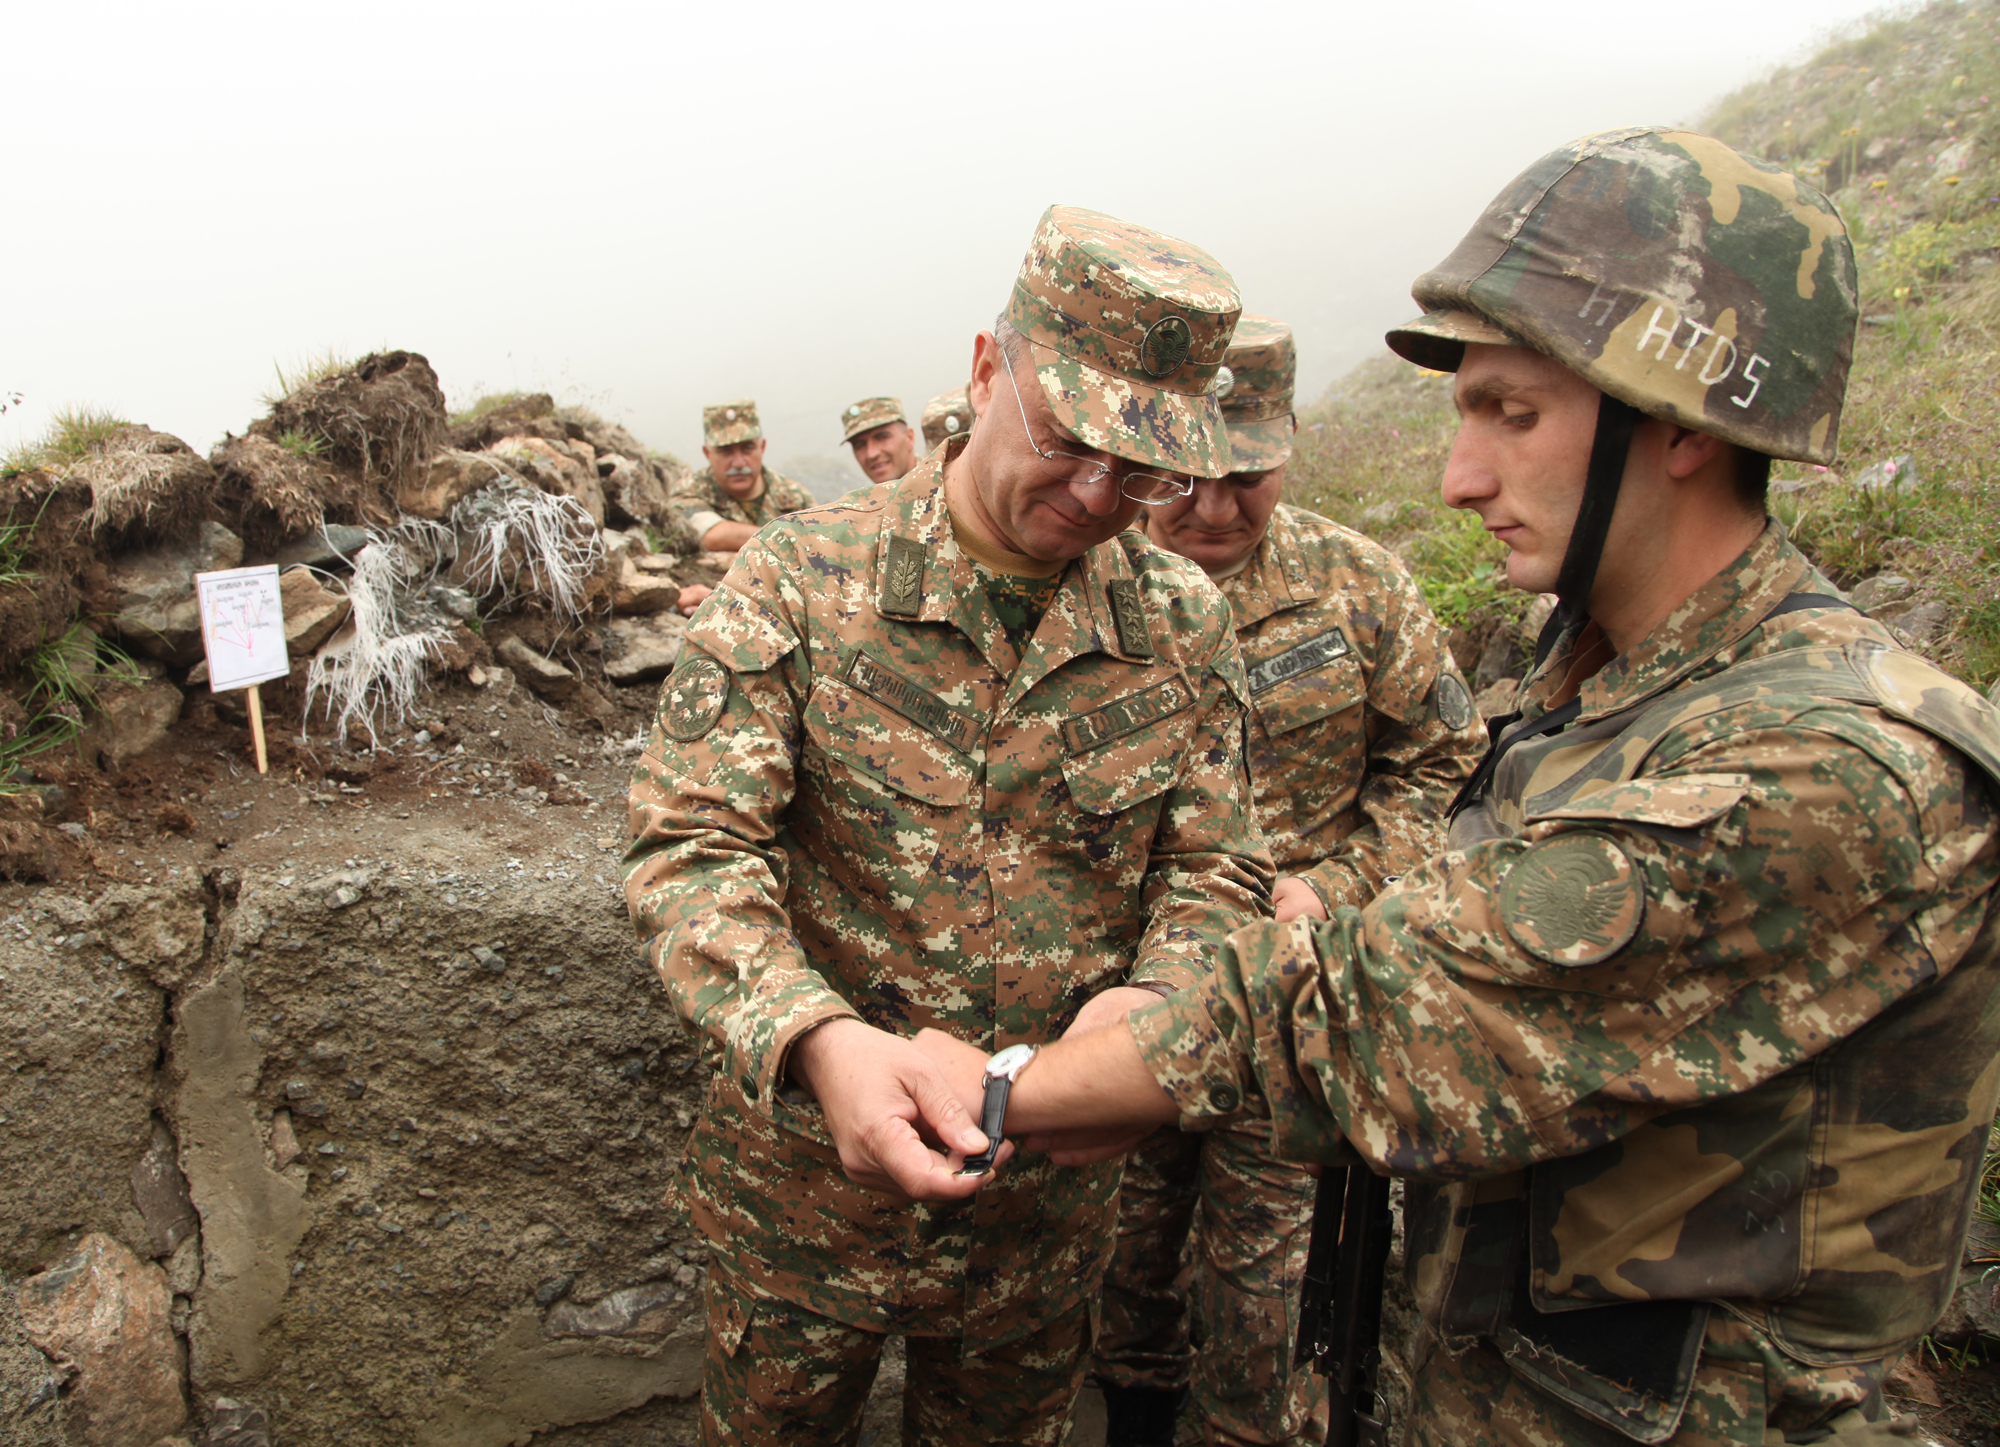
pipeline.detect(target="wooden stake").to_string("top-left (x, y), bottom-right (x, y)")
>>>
top-left (247, 684), bottom-right (268, 775)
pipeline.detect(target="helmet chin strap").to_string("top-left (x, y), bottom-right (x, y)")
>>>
top-left (1541, 393), bottom-right (1642, 652)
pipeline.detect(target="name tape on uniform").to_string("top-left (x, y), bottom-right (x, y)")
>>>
top-left (1062, 677), bottom-right (1191, 756)
top-left (1246, 628), bottom-right (1351, 696)
top-left (844, 651), bottom-right (977, 752)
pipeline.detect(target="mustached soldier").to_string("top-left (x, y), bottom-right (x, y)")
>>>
top-left (1094, 316), bottom-right (1481, 1446)
top-left (668, 399), bottom-right (815, 553)
top-left (625, 205), bottom-right (1275, 1445)
top-left (912, 129), bottom-right (2000, 1445)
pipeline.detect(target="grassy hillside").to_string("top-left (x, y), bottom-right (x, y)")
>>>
top-left (1288, 0), bottom-right (2000, 688)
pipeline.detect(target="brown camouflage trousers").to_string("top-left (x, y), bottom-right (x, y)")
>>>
top-left (702, 1265), bottom-right (1094, 1446)
top-left (1404, 1314), bottom-right (1896, 1446)
top-left (1093, 1126), bottom-right (1327, 1445)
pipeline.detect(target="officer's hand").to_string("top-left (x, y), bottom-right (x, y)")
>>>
top-left (677, 583), bottom-right (714, 616)
top-left (1273, 877), bottom-right (1329, 923)
top-left (911, 1027), bottom-right (990, 1122)
top-left (788, 1018), bottom-right (995, 1201)
top-left (1062, 985), bottom-right (1164, 1039)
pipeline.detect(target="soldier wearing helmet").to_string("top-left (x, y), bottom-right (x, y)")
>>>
top-left (625, 205), bottom-right (1274, 1445)
top-left (1093, 315), bottom-right (1482, 1447)
top-left (911, 129), bottom-right (2000, 1445)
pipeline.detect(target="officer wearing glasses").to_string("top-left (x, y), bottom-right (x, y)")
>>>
top-left (624, 205), bottom-right (1275, 1445)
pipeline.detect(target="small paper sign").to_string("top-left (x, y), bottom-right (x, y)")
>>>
top-left (195, 565), bottom-right (290, 692)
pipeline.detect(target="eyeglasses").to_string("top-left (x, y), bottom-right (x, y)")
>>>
top-left (998, 357), bottom-right (1195, 506)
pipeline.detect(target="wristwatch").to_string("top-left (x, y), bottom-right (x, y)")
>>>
top-left (955, 1043), bottom-right (1037, 1177)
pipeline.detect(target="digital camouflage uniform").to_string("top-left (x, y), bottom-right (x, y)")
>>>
top-left (1119, 129), bottom-right (2000, 1446)
top-left (668, 464), bottom-right (815, 547)
top-left (625, 206), bottom-right (1273, 1445)
top-left (1099, 320), bottom-right (1483, 1445)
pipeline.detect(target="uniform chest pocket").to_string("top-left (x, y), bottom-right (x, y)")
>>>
top-left (1059, 675), bottom-right (1196, 816)
top-left (1248, 639), bottom-right (1364, 764)
top-left (803, 670), bottom-right (977, 808)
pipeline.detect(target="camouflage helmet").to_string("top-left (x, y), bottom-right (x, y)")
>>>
top-left (840, 396), bottom-right (906, 444)
top-left (920, 386), bottom-right (974, 452)
top-left (1006, 205), bottom-right (1241, 478)
top-left (1386, 127), bottom-right (1857, 465)
top-left (1218, 314), bottom-right (1297, 472)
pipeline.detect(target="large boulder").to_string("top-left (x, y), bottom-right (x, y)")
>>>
top-left (403, 450), bottom-right (517, 522)
top-left (105, 522), bottom-right (244, 666)
top-left (92, 677), bottom-right (185, 771)
top-left (601, 616), bottom-right (686, 686)
top-left (610, 559), bottom-right (680, 618)
top-left (496, 637), bottom-right (580, 703)
top-left (16, 1232), bottom-right (187, 1446)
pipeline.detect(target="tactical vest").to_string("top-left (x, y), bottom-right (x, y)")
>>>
top-left (1413, 634), bottom-right (2000, 1443)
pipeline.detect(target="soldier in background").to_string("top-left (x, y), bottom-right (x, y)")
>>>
top-left (842, 395), bottom-right (921, 482)
top-left (922, 385), bottom-right (975, 452)
top-left (914, 129), bottom-right (2000, 1446)
top-left (625, 205), bottom-right (1274, 1445)
top-left (670, 399), bottom-right (815, 614)
top-left (1095, 316), bottom-right (1481, 1446)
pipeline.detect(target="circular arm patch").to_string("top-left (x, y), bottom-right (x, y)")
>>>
top-left (1499, 832), bottom-right (1644, 967)
top-left (662, 655), bottom-right (730, 742)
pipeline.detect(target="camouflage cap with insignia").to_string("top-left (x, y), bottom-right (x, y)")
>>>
top-left (1385, 127), bottom-right (1857, 464)
top-left (921, 386), bottom-right (974, 451)
top-left (1218, 314), bottom-right (1297, 472)
top-left (702, 399), bottom-right (763, 448)
top-left (1006, 205), bottom-right (1241, 478)
top-left (840, 396), bottom-right (906, 444)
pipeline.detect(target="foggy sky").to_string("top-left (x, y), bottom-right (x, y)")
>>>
top-left (6, 0), bottom-right (1895, 495)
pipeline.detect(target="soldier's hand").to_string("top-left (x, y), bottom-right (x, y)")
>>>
top-left (676, 583), bottom-right (714, 616)
top-left (1273, 876), bottom-right (1329, 923)
top-left (788, 1018), bottom-right (999, 1201)
top-left (911, 1028), bottom-right (990, 1122)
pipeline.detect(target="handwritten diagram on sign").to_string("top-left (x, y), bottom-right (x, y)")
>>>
top-left (194, 565), bottom-right (291, 692)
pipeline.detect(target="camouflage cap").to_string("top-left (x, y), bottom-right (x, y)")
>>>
top-left (920, 386), bottom-right (974, 451)
top-left (1219, 314), bottom-right (1296, 472)
top-left (702, 399), bottom-right (762, 448)
top-left (840, 396), bottom-right (907, 444)
top-left (1385, 127), bottom-right (1857, 465)
top-left (1006, 205), bottom-right (1241, 478)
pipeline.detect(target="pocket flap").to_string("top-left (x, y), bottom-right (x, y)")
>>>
top-left (1061, 680), bottom-right (1193, 815)
top-left (1251, 653), bottom-right (1364, 737)
top-left (1529, 774), bottom-right (1750, 830)
top-left (806, 678), bottom-right (975, 807)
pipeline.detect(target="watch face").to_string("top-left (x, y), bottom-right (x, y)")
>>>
top-left (987, 1043), bottom-right (1037, 1080)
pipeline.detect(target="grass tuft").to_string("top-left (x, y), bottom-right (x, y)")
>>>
top-left (1, 406), bottom-right (133, 480)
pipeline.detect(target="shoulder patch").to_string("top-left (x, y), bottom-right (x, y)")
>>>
top-left (1108, 579), bottom-right (1155, 659)
top-left (661, 655), bottom-right (730, 742)
top-left (881, 535), bottom-right (926, 618)
top-left (1434, 673), bottom-right (1474, 731)
top-left (1499, 832), bottom-right (1644, 967)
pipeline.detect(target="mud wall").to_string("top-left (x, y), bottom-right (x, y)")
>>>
top-left (1, 836), bottom-right (714, 1446)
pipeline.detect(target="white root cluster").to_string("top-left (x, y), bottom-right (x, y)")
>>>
top-left (449, 480), bottom-right (604, 625)
top-left (303, 525), bottom-right (452, 746)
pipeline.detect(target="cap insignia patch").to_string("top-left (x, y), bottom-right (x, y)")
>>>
top-left (662, 655), bottom-right (730, 742)
top-left (1140, 315), bottom-right (1194, 380)
top-left (724, 408), bottom-right (738, 421)
top-left (1500, 833), bottom-right (1644, 967)
top-left (1108, 579), bottom-right (1154, 659)
top-left (1434, 673), bottom-right (1473, 731)
top-left (881, 535), bottom-right (926, 618)
top-left (945, 416), bottom-right (961, 433)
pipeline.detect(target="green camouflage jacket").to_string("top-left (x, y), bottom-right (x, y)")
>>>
top-left (625, 445), bottom-right (1274, 1349)
top-left (1224, 503), bottom-right (1481, 906)
top-left (667, 465), bottom-right (815, 544)
top-left (1128, 522), bottom-right (2000, 1437)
